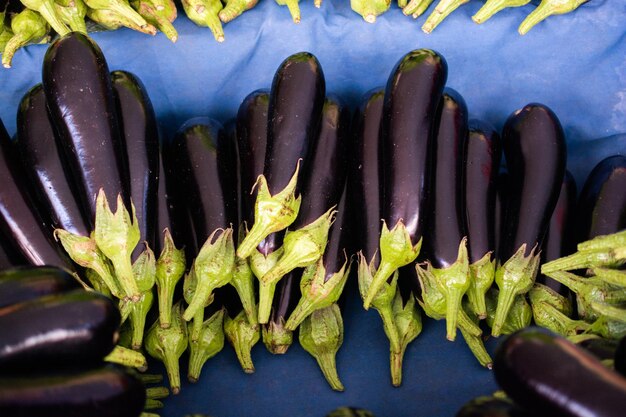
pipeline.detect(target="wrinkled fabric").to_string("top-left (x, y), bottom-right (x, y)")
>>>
top-left (0, 1), bottom-right (625, 416)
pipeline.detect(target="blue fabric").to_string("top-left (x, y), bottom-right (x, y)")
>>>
top-left (0, 1), bottom-right (625, 416)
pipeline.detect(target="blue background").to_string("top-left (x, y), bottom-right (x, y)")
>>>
top-left (0, 0), bottom-right (625, 416)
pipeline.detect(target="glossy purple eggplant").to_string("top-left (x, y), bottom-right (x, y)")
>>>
top-left (494, 327), bottom-right (626, 417)
top-left (15, 84), bottom-right (89, 238)
top-left (464, 119), bottom-right (501, 319)
top-left (111, 70), bottom-right (159, 259)
top-left (42, 32), bottom-right (129, 221)
top-left (492, 103), bottom-right (566, 336)
top-left (237, 52), bottom-right (325, 259)
top-left (615, 335), bottom-right (626, 377)
top-left (363, 49), bottom-right (447, 309)
top-left (0, 119), bottom-right (72, 269)
top-left (494, 171), bottom-right (510, 262)
top-left (538, 171), bottom-right (577, 294)
top-left (577, 155), bottom-right (626, 242)
top-left (0, 266), bottom-right (79, 308)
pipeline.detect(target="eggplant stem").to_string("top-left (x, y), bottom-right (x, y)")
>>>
top-left (579, 230), bottom-right (626, 252)
top-left (183, 282), bottom-right (213, 322)
top-left (105, 345), bottom-right (148, 370)
top-left (315, 351), bottom-right (344, 391)
top-left (390, 348), bottom-right (404, 386)
top-left (146, 386), bottom-right (169, 399)
top-left (162, 351), bottom-right (181, 394)
top-left (491, 283), bottom-right (516, 336)
top-left (460, 328), bottom-right (492, 368)
top-left (190, 308), bottom-right (205, 342)
top-left (38, 0), bottom-right (71, 35)
top-left (158, 282), bottom-right (174, 328)
top-left (378, 305), bottom-right (401, 353)
top-left (257, 280), bottom-right (278, 324)
top-left (364, 261), bottom-right (396, 310)
top-left (111, 1), bottom-right (149, 28)
top-left (422, 0), bottom-right (469, 33)
top-left (518, 0), bottom-right (587, 35)
top-left (592, 267), bottom-right (626, 288)
top-left (283, 0), bottom-right (301, 23)
top-left (472, 0), bottom-right (530, 24)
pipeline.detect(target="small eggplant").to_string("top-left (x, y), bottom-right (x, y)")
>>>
top-left (363, 49), bottom-right (447, 309)
top-left (0, 365), bottom-right (146, 417)
top-left (237, 52), bottom-right (325, 259)
top-left (0, 289), bottom-right (120, 371)
top-left (493, 103), bottom-right (566, 336)
top-left (494, 327), bottom-right (626, 417)
top-left (0, 266), bottom-right (79, 308)
top-left (464, 119), bottom-right (501, 319)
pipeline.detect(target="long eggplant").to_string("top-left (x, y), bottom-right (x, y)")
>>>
top-left (494, 327), bottom-right (626, 417)
top-left (537, 170), bottom-right (577, 294)
top-left (111, 70), bottom-right (159, 260)
top-left (0, 118), bottom-right (72, 269)
top-left (464, 119), bottom-right (501, 319)
top-left (492, 103), bottom-right (566, 336)
top-left (15, 84), bottom-right (89, 238)
top-left (577, 155), bottom-right (626, 242)
top-left (0, 233), bottom-right (26, 270)
top-left (0, 289), bottom-right (120, 371)
top-left (417, 88), bottom-right (469, 342)
top-left (259, 97), bottom-right (349, 323)
top-left (42, 32), bottom-right (129, 222)
top-left (237, 52), bottom-right (325, 258)
top-left (0, 266), bottom-right (79, 308)
top-left (171, 118), bottom-right (235, 334)
top-left (363, 49), bottom-right (447, 309)
top-left (0, 365), bottom-right (146, 417)
top-left (494, 171), bottom-right (510, 262)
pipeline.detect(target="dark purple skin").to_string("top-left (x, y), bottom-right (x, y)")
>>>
top-left (576, 155), bottom-right (626, 242)
top-left (170, 118), bottom-right (233, 251)
top-left (0, 266), bottom-right (79, 308)
top-left (0, 365), bottom-right (146, 417)
top-left (111, 71), bottom-right (159, 260)
top-left (264, 52), bottom-right (325, 193)
top-left (455, 396), bottom-right (531, 417)
top-left (349, 88), bottom-right (383, 267)
top-left (465, 119), bottom-right (501, 264)
top-left (576, 337), bottom-right (619, 362)
top-left (0, 235), bottom-right (25, 270)
top-left (494, 327), bottom-right (626, 417)
top-left (0, 290), bottom-right (120, 372)
top-left (321, 183), bottom-right (350, 284)
top-left (0, 120), bottom-right (72, 269)
top-left (538, 171), bottom-right (577, 294)
top-left (42, 33), bottom-right (129, 222)
top-left (424, 88), bottom-right (468, 269)
top-left (498, 104), bottom-right (566, 261)
top-left (615, 335), bottom-right (626, 377)
top-left (221, 119), bottom-right (240, 232)
top-left (16, 84), bottom-right (90, 238)
top-left (381, 49), bottom-right (447, 246)
top-left (236, 89), bottom-right (270, 227)
top-left (268, 269), bottom-right (301, 331)
top-left (494, 171), bottom-right (510, 261)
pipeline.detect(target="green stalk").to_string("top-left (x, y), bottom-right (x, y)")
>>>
top-left (131, 0), bottom-right (178, 41)
top-left (589, 301), bottom-right (626, 323)
top-left (0, 27), bottom-right (13, 53)
top-left (578, 230), bottom-right (626, 252)
top-left (146, 386), bottom-right (170, 399)
top-left (390, 290), bottom-right (422, 386)
top-left (466, 252), bottom-right (496, 319)
top-left (129, 290), bottom-right (154, 349)
top-left (20, 0), bottom-right (70, 35)
top-left (230, 255), bottom-right (258, 325)
top-left (251, 246), bottom-right (283, 324)
top-left (86, 7), bottom-right (157, 34)
top-left (84, 0), bottom-right (150, 28)
top-left (519, 0), bottom-right (588, 35)
top-left (528, 282), bottom-right (573, 315)
top-left (144, 399), bottom-right (163, 409)
top-left (218, 0), bottom-right (257, 22)
top-left (422, 0), bottom-right (469, 34)
top-left (472, 0), bottom-right (530, 24)
top-left (459, 327), bottom-right (493, 368)
top-left (224, 308), bottom-right (260, 373)
top-left (541, 247), bottom-right (626, 273)
top-left (350, 0), bottom-right (390, 22)
top-left (104, 345), bottom-right (148, 370)
top-left (275, 0), bottom-right (300, 23)
top-left (2, 9), bottom-right (49, 69)
top-left (55, 0), bottom-right (88, 33)
top-left (181, 0), bottom-right (225, 42)
top-left (155, 229), bottom-right (186, 328)
top-left (187, 309), bottom-right (225, 382)
top-left (591, 267), bottom-right (626, 288)
top-left (402, 0), bottom-right (434, 17)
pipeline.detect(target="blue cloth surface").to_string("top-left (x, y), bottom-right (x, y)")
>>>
top-left (0, 1), bottom-right (625, 416)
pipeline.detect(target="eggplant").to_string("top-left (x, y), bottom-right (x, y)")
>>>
top-left (259, 97), bottom-right (349, 322)
top-left (0, 235), bottom-right (25, 270)
top-left (616, 335), bottom-right (626, 377)
top-left (418, 87), bottom-right (469, 341)
top-left (171, 118), bottom-right (235, 332)
top-left (463, 120), bottom-right (501, 319)
top-left (0, 266), bottom-right (79, 308)
top-left (494, 171), bottom-right (510, 261)
top-left (577, 155), bottom-right (626, 242)
top-left (0, 289), bottom-right (120, 371)
top-left (42, 32), bottom-right (129, 222)
top-left (15, 84), bottom-right (90, 238)
top-left (237, 52), bottom-right (325, 258)
top-left (455, 396), bottom-right (531, 417)
top-left (494, 327), bottom-right (626, 417)
top-left (0, 365), bottom-right (145, 417)
top-left (537, 170), bottom-right (577, 294)
top-left (0, 118), bottom-right (72, 269)
top-left (111, 70), bottom-right (159, 260)
top-left (492, 103), bottom-right (566, 336)
top-left (363, 49), bottom-right (447, 309)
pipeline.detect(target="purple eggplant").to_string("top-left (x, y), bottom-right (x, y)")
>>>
top-left (42, 32), bottom-right (129, 222)
top-left (171, 118), bottom-right (235, 336)
top-left (492, 103), bottom-right (566, 336)
top-left (464, 119), bottom-right (501, 319)
top-left (577, 155), bottom-right (626, 242)
top-left (537, 170), bottom-right (577, 295)
top-left (0, 118), bottom-right (72, 269)
top-left (111, 70), bottom-right (159, 261)
top-left (418, 87), bottom-right (469, 341)
top-left (494, 327), bottom-right (626, 417)
top-left (363, 49), bottom-right (447, 309)
top-left (0, 266), bottom-right (79, 308)
top-left (15, 84), bottom-right (89, 238)
top-left (237, 52), bottom-right (325, 259)
top-left (494, 171), bottom-right (510, 262)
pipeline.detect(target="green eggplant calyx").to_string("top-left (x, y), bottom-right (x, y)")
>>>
top-left (187, 309), bottom-right (225, 382)
top-left (491, 244), bottom-right (540, 336)
top-left (299, 304), bottom-right (344, 391)
top-left (262, 318), bottom-right (293, 354)
top-left (472, 0), bottom-right (530, 24)
top-left (224, 309), bottom-right (260, 373)
top-left (350, 0), bottom-right (390, 23)
top-left (467, 251), bottom-right (496, 319)
top-left (105, 345), bottom-right (148, 370)
top-left (261, 207), bottom-right (336, 285)
top-left (3, 10), bottom-right (49, 68)
top-left (528, 282), bottom-right (572, 315)
top-left (402, 0), bottom-right (433, 17)
top-left (459, 326), bottom-right (493, 369)
top-left (363, 220), bottom-right (421, 309)
top-left (21, 0), bottom-right (70, 35)
top-left (542, 247), bottom-right (626, 274)
top-left (530, 300), bottom-right (588, 336)
top-left (146, 386), bottom-right (170, 399)
top-left (156, 229), bottom-right (186, 328)
top-left (579, 230), bottom-right (626, 252)
top-left (285, 255), bottom-right (350, 331)
top-left (518, 0), bottom-right (588, 35)
top-left (390, 291), bottom-right (422, 386)
top-left (591, 267), bottom-right (626, 288)
top-left (236, 162), bottom-right (302, 259)
top-left (422, 0), bottom-right (469, 34)
top-left (231, 255), bottom-right (258, 325)
top-left (128, 289), bottom-right (154, 349)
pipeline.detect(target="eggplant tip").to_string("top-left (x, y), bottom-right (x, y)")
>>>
top-left (364, 14), bottom-right (376, 23)
top-left (172, 387), bottom-right (181, 395)
top-left (217, 35), bottom-right (225, 42)
top-left (188, 376), bottom-right (198, 383)
top-left (243, 367), bottom-right (255, 374)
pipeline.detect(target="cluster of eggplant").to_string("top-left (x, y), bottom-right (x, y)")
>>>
top-left (351, 0), bottom-right (588, 34)
top-left (0, 266), bottom-right (155, 417)
top-left (456, 327), bottom-right (626, 417)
